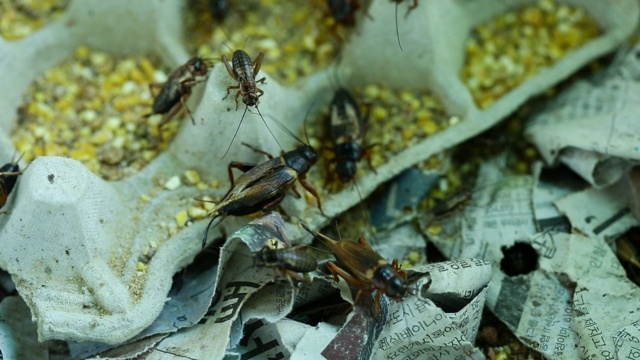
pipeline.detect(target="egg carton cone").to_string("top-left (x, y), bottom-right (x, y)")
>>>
top-left (0, 0), bottom-right (636, 346)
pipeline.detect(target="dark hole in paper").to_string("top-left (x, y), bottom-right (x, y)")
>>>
top-left (500, 242), bottom-right (539, 276)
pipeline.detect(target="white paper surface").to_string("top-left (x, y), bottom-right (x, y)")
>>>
top-left (525, 41), bottom-right (640, 189)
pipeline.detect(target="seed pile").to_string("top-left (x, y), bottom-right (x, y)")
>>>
top-left (0, 0), bottom-right (68, 40)
top-left (187, 0), bottom-right (345, 85)
top-left (306, 83), bottom-right (454, 193)
top-left (462, 0), bottom-right (600, 109)
top-left (12, 46), bottom-right (172, 180)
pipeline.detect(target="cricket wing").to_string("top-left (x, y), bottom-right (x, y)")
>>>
top-left (152, 80), bottom-right (183, 114)
top-left (300, 223), bottom-right (339, 250)
top-left (216, 167), bottom-right (297, 216)
top-left (330, 240), bottom-right (386, 284)
top-left (225, 158), bottom-right (285, 198)
top-left (235, 167), bottom-right (297, 204)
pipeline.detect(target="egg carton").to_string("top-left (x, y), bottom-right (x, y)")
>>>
top-left (0, 0), bottom-right (636, 346)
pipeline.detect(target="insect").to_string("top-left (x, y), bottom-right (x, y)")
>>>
top-left (327, 0), bottom-right (361, 26)
top-left (221, 49), bottom-right (281, 158)
top-left (390, 0), bottom-right (419, 51)
top-left (222, 49), bottom-right (265, 110)
top-left (0, 154), bottom-right (25, 212)
top-left (325, 86), bottom-right (379, 237)
top-left (253, 240), bottom-right (318, 282)
top-left (208, 0), bottom-right (229, 22)
top-left (144, 56), bottom-right (213, 140)
top-left (327, 87), bottom-right (374, 183)
top-left (201, 142), bottom-right (323, 247)
top-left (300, 223), bottom-right (409, 314)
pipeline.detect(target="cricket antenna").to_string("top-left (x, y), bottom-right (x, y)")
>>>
top-left (264, 114), bottom-right (305, 146)
top-left (327, 39), bottom-right (347, 91)
top-left (14, 151), bottom-right (25, 163)
top-left (353, 180), bottom-right (378, 244)
top-left (219, 22), bottom-right (235, 49)
top-left (255, 106), bottom-right (283, 152)
top-left (395, 2), bottom-right (404, 51)
top-left (299, 222), bottom-right (316, 238)
top-left (334, 220), bottom-right (342, 240)
top-left (329, 58), bottom-right (344, 90)
top-left (221, 106), bottom-right (248, 159)
top-left (303, 106), bottom-right (312, 147)
top-left (301, 99), bottom-right (319, 147)
top-left (221, 39), bottom-right (234, 53)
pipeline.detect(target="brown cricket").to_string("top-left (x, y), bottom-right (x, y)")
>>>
top-left (300, 223), bottom-right (410, 314)
top-left (327, 87), bottom-right (374, 183)
top-left (201, 142), bottom-right (323, 247)
top-left (145, 57), bottom-right (213, 140)
top-left (221, 49), bottom-right (282, 158)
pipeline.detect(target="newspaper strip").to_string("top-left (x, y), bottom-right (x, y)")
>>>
top-left (0, 296), bottom-right (48, 360)
top-left (143, 213), bottom-right (301, 360)
top-left (560, 148), bottom-right (631, 189)
top-left (530, 171), bottom-right (640, 359)
top-left (243, 255), bottom-right (491, 359)
top-left (222, 285), bottom-right (298, 359)
top-left (554, 179), bottom-right (640, 243)
top-left (226, 318), bottom-right (313, 359)
top-left (72, 213), bottom-right (296, 360)
top-left (426, 155), bottom-right (640, 358)
top-left (534, 233), bottom-right (640, 359)
top-left (423, 155), bottom-right (538, 260)
top-left (531, 164), bottom-right (584, 233)
top-left (151, 267), bottom-right (485, 360)
top-left (290, 259), bottom-right (491, 360)
top-left (142, 231), bottom-right (489, 360)
top-left (86, 334), bottom-right (168, 360)
top-left (370, 168), bottom-right (441, 231)
top-left (614, 319), bottom-right (640, 359)
top-left (525, 40), bottom-right (640, 189)
top-left (291, 322), bottom-right (341, 360)
top-left (368, 260), bottom-right (490, 360)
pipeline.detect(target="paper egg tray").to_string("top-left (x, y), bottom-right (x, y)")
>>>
top-left (0, 0), bottom-right (636, 345)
